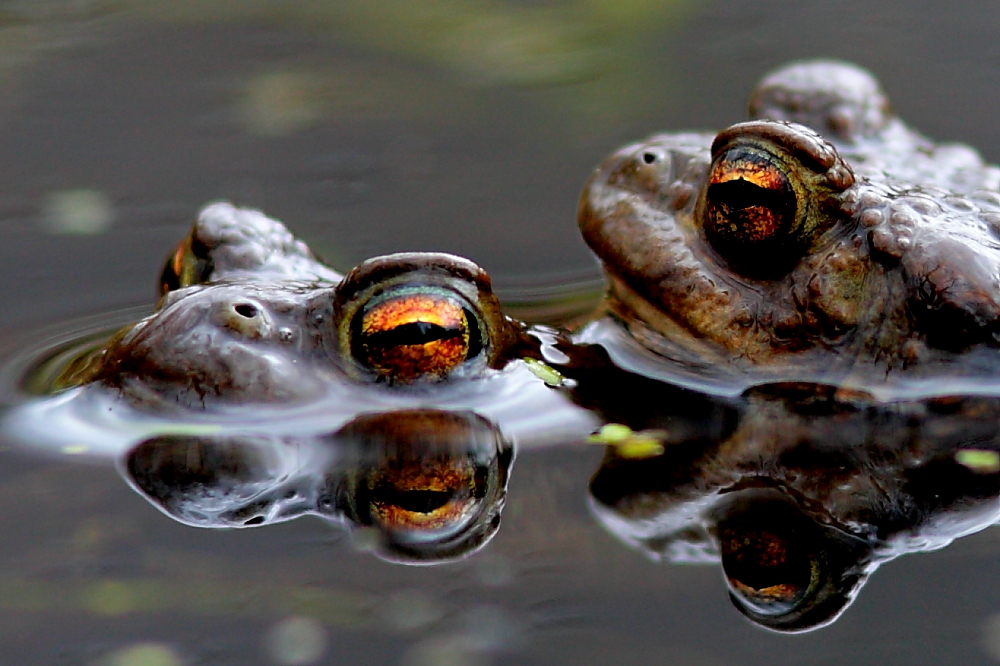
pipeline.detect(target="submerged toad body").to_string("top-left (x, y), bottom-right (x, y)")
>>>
top-left (580, 61), bottom-right (1000, 392)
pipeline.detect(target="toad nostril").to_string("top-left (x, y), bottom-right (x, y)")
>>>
top-left (234, 303), bottom-right (259, 318)
top-left (642, 152), bottom-right (657, 164)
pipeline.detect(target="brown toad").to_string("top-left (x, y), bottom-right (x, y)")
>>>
top-left (579, 61), bottom-right (1000, 395)
top-left (57, 202), bottom-right (524, 408)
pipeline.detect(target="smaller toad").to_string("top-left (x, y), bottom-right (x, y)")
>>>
top-left (59, 202), bottom-right (521, 408)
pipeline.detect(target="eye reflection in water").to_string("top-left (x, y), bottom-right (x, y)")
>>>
top-left (320, 409), bottom-right (513, 563)
top-left (123, 409), bottom-right (513, 564)
top-left (585, 382), bottom-right (1000, 632)
top-left (711, 489), bottom-right (870, 632)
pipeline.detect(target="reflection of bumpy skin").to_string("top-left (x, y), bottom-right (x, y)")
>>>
top-left (579, 60), bottom-right (1000, 390)
top-left (124, 434), bottom-right (322, 528)
top-left (588, 385), bottom-right (1000, 632)
top-left (122, 409), bottom-right (513, 565)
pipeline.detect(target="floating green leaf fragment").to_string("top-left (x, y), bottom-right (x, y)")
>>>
top-left (587, 423), bottom-right (634, 444)
top-left (613, 438), bottom-right (665, 459)
top-left (523, 357), bottom-right (565, 386)
top-left (955, 449), bottom-right (1000, 474)
top-left (587, 423), bottom-right (664, 458)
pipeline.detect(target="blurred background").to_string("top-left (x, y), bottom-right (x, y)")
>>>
top-left (3, 1), bottom-right (1000, 664)
top-left (6, 0), bottom-right (1000, 324)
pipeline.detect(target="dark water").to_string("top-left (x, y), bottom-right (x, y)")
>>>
top-left (5, 1), bottom-right (1000, 664)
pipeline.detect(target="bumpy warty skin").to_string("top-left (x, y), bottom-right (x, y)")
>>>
top-left (184, 202), bottom-right (343, 284)
top-left (579, 60), bottom-right (1000, 386)
top-left (95, 281), bottom-right (337, 408)
top-left (75, 203), bottom-right (523, 408)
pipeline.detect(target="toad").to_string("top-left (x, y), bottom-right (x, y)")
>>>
top-left (7, 202), bottom-right (595, 461)
top-left (56, 202), bottom-right (525, 408)
top-left (578, 60), bottom-right (1000, 395)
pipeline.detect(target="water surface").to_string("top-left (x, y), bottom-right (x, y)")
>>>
top-left (5, 1), bottom-right (1000, 664)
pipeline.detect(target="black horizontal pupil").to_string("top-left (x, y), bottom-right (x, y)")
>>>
top-left (373, 487), bottom-right (454, 514)
top-left (642, 152), bottom-right (657, 164)
top-left (708, 178), bottom-right (791, 216)
top-left (363, 321), bottom-right (462, 349)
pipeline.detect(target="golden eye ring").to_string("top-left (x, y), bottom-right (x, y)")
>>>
top-left (159, 234), bottom-right (213, 296)
top-left (332, 252), bottom-right (512, 385)
top-left (700, 121), bottom-right (854, 278)
top-left (720, 524), bottom-right (819, 616)
top-left (350, 286), bottom-right (485, 384)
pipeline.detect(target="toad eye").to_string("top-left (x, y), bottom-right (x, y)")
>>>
top-left (159, 234), bottom-right (213, 296)
top-left (700, 121), bottom-right (855, 279)
top-left (351, 287), bottom-right (485, 384)
top-left (703, 148), bottom-right (800, 274)
top-left (720, 523), bottom-right (818, 616)
top-left (366, 457), bottom-right (481, 535)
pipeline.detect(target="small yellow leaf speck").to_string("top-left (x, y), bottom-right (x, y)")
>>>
top-left (613, 438), bottom-right (665, 459)
top-left (587, 424), bottom-right (665, 459)
top-left (586, 423), bottom-right (634, 444)
top-left (956, 449), bottom-right (1000, 474)
top-left (523, 357), bottom-right (565, 386)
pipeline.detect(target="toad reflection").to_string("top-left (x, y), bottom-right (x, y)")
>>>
top-left (124, 409), bottom-right (512, 564)
top-left (587, 384), bottom-right (1000, 632)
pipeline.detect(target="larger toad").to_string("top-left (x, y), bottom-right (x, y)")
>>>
top-left (579, 61), bottom-right (1000, 394)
